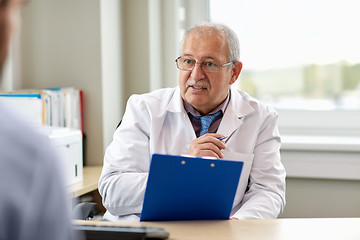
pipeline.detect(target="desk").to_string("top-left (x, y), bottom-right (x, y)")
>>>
top-left (75, 218), bottom-right (360, 240)
top-left (69, 166), bottom-right (102, 198)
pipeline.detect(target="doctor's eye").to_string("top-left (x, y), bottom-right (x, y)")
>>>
top-left (183, 58), bottom-right (195, 66)
top-left (204, 61), bottom-right (216, 67)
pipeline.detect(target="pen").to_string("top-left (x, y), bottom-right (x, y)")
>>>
top-left (218, 136), bottom-right (228, 141)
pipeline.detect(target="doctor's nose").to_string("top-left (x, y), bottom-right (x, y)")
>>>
top-left (190, 63), bottom-right (206, 81)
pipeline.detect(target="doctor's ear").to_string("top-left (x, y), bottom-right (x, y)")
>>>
top-left (229, 61), bottom-right (242, 85)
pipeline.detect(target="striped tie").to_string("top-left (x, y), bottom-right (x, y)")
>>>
top-left (193, 111), bottom-right (221, 136)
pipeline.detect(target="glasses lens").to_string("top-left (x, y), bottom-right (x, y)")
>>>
top-left (177, 57), bottom-right (194, 71)
top-left (202, 61), bottom-right (219, 73)
top-left (176, 57), bottom-right (225, 73)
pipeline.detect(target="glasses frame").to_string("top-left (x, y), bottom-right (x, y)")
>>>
top-left (175, 57), bottom-right (234, 73)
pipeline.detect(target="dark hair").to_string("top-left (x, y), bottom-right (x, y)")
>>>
top-left (0, 0), bottom-right (10, 6)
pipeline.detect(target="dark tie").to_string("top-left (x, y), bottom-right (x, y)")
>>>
top-left (193, 111), bottom-right (221, 136)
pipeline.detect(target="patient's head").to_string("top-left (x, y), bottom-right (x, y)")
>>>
top-left (0, 0), bottom-right (24, 72)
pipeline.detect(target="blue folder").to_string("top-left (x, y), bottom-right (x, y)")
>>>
top-left (140, 154), bottom-right (243, 221)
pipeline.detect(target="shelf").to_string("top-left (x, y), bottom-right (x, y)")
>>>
top-left (69, 166), bottom-right (102, 198)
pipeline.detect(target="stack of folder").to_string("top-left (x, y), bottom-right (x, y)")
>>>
top-left (0, 87), bottom-right (83, 134)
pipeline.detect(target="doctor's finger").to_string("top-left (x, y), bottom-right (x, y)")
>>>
top-left (188, 142), bottom-right (224, 159)
top-left (190, 148), bottom-right (222, 159)
top-left (199, 150), bottom-right (222, 159)
top-left (199, 136), bottom-right (226, 150)
top-left (196, 134), bottom-right (226, 146)
top-left (199, 133), bottom-right (224, 140)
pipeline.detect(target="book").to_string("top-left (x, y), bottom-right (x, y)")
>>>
top-left (0, 87), bottom-right (83, 133)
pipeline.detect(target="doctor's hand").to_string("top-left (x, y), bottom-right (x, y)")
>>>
top-left (188, 133), bottom-right (226, 159)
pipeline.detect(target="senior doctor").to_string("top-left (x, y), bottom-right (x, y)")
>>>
top-left (99, 22), bottom-right (286, 221)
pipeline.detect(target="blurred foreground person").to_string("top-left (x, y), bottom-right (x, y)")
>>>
top-left (0, 0), bottom-right (80, 239)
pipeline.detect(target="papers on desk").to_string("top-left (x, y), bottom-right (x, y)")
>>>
top-left (0, 87), bottom-right (83, 133)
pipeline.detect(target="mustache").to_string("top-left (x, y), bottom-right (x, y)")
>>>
top-left (185, 79), bottom-right (210, 89)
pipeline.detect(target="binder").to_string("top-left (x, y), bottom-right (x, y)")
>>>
top-left (0, 88), bottom-right (82, 132)
top-left (140, 154), bottom-right (243, 221)
top-left (0, 93), bottom-right (44, 126)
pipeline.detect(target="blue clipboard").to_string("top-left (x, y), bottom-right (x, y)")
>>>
top-left (140, 154), bottom-right (243, 221)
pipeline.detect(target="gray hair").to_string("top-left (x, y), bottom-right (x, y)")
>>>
top-left (180, 22), bottom-right (240, 62)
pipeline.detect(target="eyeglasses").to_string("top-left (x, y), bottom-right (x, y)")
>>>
top-left (175, 57), bottom-right (234, 73)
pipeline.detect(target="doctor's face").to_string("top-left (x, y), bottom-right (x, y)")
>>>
top-left (178, 29), bottom-right (241, 115)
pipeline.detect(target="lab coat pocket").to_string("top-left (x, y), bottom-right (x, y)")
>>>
top-left (222, 150), bottom-right (254, 207)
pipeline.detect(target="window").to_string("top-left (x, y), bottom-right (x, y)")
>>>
top-left (208, 0), bottom-right (360, 135)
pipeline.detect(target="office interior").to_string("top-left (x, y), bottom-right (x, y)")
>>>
top-left (2, 0), bottom-right (359, 219)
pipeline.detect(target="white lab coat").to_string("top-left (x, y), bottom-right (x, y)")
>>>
top-left (98, 86), bottom-right (286, 221)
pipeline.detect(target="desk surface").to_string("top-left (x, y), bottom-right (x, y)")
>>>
top-left (69, 166), bottom-right (102, 198)
top-left (75, 218), bottom-right (360, 240)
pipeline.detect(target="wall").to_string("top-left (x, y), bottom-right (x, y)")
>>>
top-left (281, 177), bottom-right (360, 218)
top-left (121, 0), bottom-right (179, 102)
top-left (100, 0), bottom-right (124, 158)
top-left (20, 0), bottom-right (123, 166)
top-left (279, 135), bottom-right (360, 217)
top-left (122, 0), bottom-right (150, 101)
top-left (18, 0), bottom-right (179, 165)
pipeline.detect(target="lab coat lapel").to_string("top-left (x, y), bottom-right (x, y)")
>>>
top-left (166, 87), bottom-right (185, 114)
top-left (166, 87), bottom-right (197, 139)
top-left (217, 88), bottom-right (255, 138)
